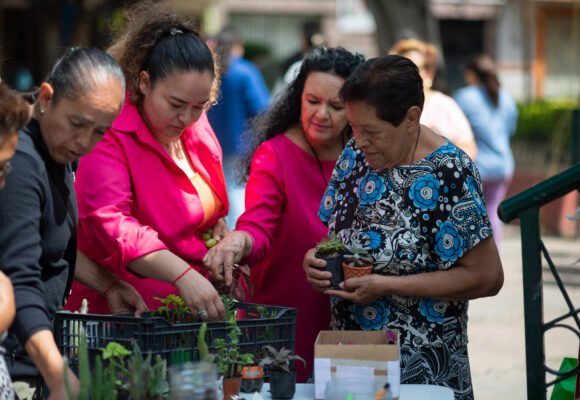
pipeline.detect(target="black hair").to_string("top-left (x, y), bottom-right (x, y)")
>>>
top-left (466, 54), bottom-right (500, 106)
top-left (108, 1), bottom-right (217, 105)
top-left (144, 31), bottom-right (214, 89)
top-left (239, 47), bottom-right (365, 182)
top-left (340, 55), bottom-right (424, 126)
top-left (45, 47), bottom-right (125, 105)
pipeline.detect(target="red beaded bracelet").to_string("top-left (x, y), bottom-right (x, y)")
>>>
top-left (103, 277), bottom-right (120, 296)
top-left (172, 268), bottom-right (192, 285)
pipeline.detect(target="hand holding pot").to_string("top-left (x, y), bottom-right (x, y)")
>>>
top-left (325, 274), bottom-right (386, 305)
top-left (303, 248), bottom-right (332, 293)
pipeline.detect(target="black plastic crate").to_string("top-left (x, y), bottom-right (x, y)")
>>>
top-left (55, 302), bottom-right (296, 371)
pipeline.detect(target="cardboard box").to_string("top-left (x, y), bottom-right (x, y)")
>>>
top-left (314, 330), bottom-right (400, 399)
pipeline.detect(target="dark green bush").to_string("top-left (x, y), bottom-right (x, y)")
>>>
top-left (515, 99), bottom-right (580, 145)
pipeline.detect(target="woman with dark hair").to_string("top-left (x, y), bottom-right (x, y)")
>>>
top-left (0, 48), bottom-right (136, 399)
top-left (454, 54), bottom-right (518, 247)
top-left (0, 81), bottom-right (30, 400)
top-left (303, 55), bottom-right (504, 399)
top-left (204, 47), bottom-right (365, 381)
top-left (66, 1), bottom-right (229, 321)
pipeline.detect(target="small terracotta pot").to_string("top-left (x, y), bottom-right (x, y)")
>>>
top-left (342, 262), bottom-right (373, 280)
top-left (222, 377), bottom-right (241, 400)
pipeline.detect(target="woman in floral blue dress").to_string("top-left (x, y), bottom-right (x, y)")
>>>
top-left (303, 55), bottom-right (504, 400)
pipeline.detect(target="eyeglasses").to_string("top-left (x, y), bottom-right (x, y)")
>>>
top-left (0, 161), bottom-right (12, 178)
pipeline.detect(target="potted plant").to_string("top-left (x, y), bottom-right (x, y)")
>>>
top-left (342, 245), bottom-right (373, 280)
top-left (214, 312), bottom-right (255, 399)
top-left (315, 232), bottom-right (346, 288)
top-left (259, 345), bottom-right (305, 399)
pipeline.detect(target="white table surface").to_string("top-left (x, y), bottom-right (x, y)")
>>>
top-left (255, 382), bottom-right (454, 400)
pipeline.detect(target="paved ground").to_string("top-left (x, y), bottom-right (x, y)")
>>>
top-left (468, 224), bottom-right (580, 399)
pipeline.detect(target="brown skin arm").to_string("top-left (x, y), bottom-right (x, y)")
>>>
top-left (0, 271), bottom-right (15, 333)
top-left (74, 250), bottom-right (148, 316)
top-left (129, 250), bottom-right (226, 321)
top-left (24, 330), bottom-right (79, 400)
top-left (304, 236), bottom-right (503, 305)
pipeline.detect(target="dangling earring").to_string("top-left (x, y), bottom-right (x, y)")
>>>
top-left (423, 78), bottom-right (433, 90)
top-left (39, 109), bottom-right (45, 117)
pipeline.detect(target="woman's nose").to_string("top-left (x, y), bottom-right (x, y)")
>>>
top-left (76, 130), bottom-right (94, 153)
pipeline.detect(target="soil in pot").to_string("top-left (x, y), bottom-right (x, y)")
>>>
top-left (315, 252), bottom-right (344, 289)
top-left (268, 369), bottom-right (296, 399)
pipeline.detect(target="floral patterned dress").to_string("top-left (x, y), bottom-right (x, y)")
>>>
top-left (318, 139), bottom-right (492, 400)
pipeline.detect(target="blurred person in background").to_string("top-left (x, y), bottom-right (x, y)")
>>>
top-left (0, 47), bottom-right (144, 400)
top-left (273, 20), bottom-right (325, 95)
top-left (65, 1), bottom-right (230, 321)
top-left (207, 27), bottom-right (270, 227)
top-left (0, 81), bottom-right (30, 400)
top-left (390, 39), bottom-right (477, 160)
top-left (204, 47), bottom-right (365, 382)
top-left (454, 54), bottom-right (518, 247)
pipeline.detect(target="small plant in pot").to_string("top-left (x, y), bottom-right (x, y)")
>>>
top-left (315, 232), bottom-right (346, 289)
top-left (259, 345), bottom-right (305, 399)
top-left (214, 312), bottom-right (255, 399)
top-left (342, 245), bottom-right (374, 280)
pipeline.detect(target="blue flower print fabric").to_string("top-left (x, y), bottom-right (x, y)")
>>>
top-left (319, 139), bottom-right (492, 400)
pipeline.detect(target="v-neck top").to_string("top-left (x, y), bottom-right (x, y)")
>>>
top-left (65, 99), bottom-right (228, 313)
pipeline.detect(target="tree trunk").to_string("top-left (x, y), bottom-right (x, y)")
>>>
top-left (364, 0), bottom-right (441, 56)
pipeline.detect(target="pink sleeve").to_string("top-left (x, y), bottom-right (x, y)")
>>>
top-left (76, 133), bottom-right (168, 273)
top-left (235, 143), bottom-right (285, 265)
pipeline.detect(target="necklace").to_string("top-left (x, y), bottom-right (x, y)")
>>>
top-left (304, 137), bottom-right (329, 187)
top-left (409, 126), bottom-right (421, 165)
top-left (402, 126), bottom-right (422, 199)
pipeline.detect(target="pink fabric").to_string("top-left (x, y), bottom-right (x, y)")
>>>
top-left (421, 90), bottom-right (474, 145)
top-left (236, 135), bottom-right (334, 382)
top-left (65, 100), bottom-right (228, 313)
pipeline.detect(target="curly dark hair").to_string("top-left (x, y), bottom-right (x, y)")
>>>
top-left (107, 0), bottom-right (219, 106)
top-left (0, 82), bottom-right (30, 144)
top-left (238, 47), bottom-right (365, 182)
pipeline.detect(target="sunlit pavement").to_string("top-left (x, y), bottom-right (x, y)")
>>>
top-left (469, 224), bottom-right (580, 399)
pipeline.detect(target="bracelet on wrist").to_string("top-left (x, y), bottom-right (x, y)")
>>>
top-left (172, 268), bottom-right (192, 286)
top-left (103, 277), bottom-right (120, 296)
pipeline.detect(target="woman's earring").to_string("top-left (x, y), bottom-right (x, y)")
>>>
top-left (39, 109), bottom-right (45, 116)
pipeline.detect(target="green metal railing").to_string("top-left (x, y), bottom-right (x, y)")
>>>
top-left (499, 163), bottom-right (580, 400)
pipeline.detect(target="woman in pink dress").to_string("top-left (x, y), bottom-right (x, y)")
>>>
top-left (66, 2), bottom-right (229, 321)
top-left (203, 47), bottom-right (365, 382)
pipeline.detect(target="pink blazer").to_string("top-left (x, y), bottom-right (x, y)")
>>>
top-left (65, 100), bottom-right (228, 313)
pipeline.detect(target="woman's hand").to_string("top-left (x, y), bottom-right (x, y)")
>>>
top-left (104, 280), bottom-right (149, 317)
top-left (47, 367), bottom-right (79, 400)
top-left (325, 274), bottom-right (386, 305)
top-left (303, 248), bottom-right (332, 293)
top-left (203, 230), bottom-right (252, 286)
top-left (175, 268), bottom-right (226, 321)
top-left (212, 218), bottom-right (230, 240)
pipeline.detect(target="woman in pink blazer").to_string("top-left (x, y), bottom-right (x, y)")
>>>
top-left (66, 2), bottom-right (229, 321)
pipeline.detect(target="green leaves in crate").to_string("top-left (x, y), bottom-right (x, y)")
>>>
top-left (214, 309), bottom-right (254, 378)
top-left (67, 329), bottom-right (169, 399)
top-left (152, 294), bottom-right (191, 322)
